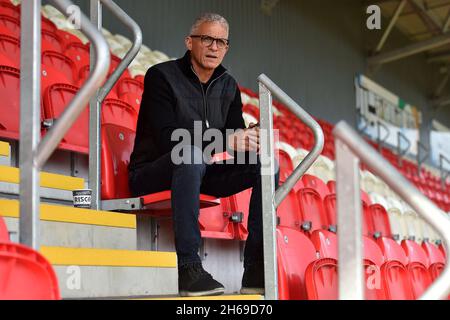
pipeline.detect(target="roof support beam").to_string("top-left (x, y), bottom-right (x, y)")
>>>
top-left (375, 0), bottom-right (407, 53)
top-left (368, 32), bottom-right (450, 66)
top-left (407, 0), bottom-right (443, 35)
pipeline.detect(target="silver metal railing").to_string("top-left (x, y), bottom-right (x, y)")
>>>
top-left (397, 131), bottom-right (411, 167)
top-left (19, 0), bottom-right (110, 249)
top-left (89, 0), bottom-right (143, 209)
top-left (258, 74), bottom-right (324, 300)
top-left (335, 121), bottom-right (450, 300)
top-left (440, 154), bottom-right (450, 189)
top-left (376, 120), bottom-right (389, 153)
top-left (417, 141), bottom-right (429, 177)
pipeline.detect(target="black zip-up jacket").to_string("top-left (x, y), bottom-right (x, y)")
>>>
top-left (128, 51), bottom-right (246, 172)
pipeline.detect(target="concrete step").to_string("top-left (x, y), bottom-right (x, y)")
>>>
top-left (0, 199), bottom-right (137, 250)
top-left (40, 246), bottom-right (178, 299)
top-left (0, 141), bottom-right (10, 166)
top-left (0, 165), bottom-right (86, 202)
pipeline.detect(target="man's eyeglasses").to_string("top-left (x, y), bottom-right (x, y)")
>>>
top-left (190, 35), bottom-right (229, 49)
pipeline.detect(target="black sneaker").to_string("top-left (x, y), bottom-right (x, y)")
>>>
top-left (178, 263), bottom-right (225, 297)
top-left (240, 264), bottom-right (265, 295)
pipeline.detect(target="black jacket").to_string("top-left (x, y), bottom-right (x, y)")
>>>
top-left (128, 51), bottom-right (246, 171)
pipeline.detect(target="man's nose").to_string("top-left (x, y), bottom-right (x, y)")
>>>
top-left (209, 40), bottom-right (219, 51)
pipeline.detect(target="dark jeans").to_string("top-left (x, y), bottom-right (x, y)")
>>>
top-left (129, 145), bottom-right (280, 268)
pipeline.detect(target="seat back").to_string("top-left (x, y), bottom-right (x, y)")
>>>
top-left (43, 83), bottom-right (89, 154)
top-left (305, 258), bottom-right (338, 300)
top-left (276, 190), bottom-right (302, 230)
top-left (0, 34), bottom-right (19, 68)
top-left (310, 229), bottom-right (337, 260)
top-left (101, 124), bottom-right (136, 200)
top-left (369, 203), bottom-right (392, 239)
top-left (102, 98), bottom-right (138, 131)
top-left (0, 65), bottom-right (20, 140)
top-left (199, 197), bottom-right (235, 240)
top-left (42, 51), bottom-right (77, 85)
top-left (0, 242), bottom-right (60, 299)
top-left (0, 216), bottom-right (9, 242)
top-left (277, 227), bottom-right (317, 300)
top-left (381, 261), bottom-right (415, 300)
top-left (0, 14), bottom-right (20, 38)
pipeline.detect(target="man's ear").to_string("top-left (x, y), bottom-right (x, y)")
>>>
top-left (185, 36), bottom-right (192, 51)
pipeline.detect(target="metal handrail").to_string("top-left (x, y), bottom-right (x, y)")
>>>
top-left (36, 0), bottom-right (110, 168)
top-left (19, 0), bottom-right (110, 250)
top-left (334, 121), bottom-right (450, 300)
top-left (440, 154), bottom-right (450, 189)
top-left (88, 0), bottom-right (142, 209)
top-left (97, 0), bottom-right (143, 102)
top-left (397, 131), bottom-right (411, 167)
top-left (417, 141), bottom-right (429, 176)
top-left (257, 74), bottom-right (324, 300)
top-left (377, 120), bottom-right (390, 153)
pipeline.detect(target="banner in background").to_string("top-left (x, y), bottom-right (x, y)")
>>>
top-left (430, 131), bottom-right (450, 170)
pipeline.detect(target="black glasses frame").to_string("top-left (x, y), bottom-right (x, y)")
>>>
top-left (190, 35), bottom-right (230, 48)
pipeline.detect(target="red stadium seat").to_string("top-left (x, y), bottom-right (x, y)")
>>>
top-left (64, 42), bottom-right (90, 71)
top-left (422, 241), bottom-right (445, 282)
top-left (363, 236), bottom-right (386, 300)
top-left (56, 29), bottom-right (83, 50)
top-left (77, 65), bottom-right (118, 100)
top-left (276, 149), bottom-right (293, 183)
top-left (377, 237), bottom-right (415, 300)
top-left (302, 174), bottom-right (329, 199)
top-left (0, 34), bottom-right (19, 68)
top-left (0, 65), bottom-right (20, 140)
top-left (401, 240), bottom-right (432, 298)
top-left (0, 1), bottom-right (19, 19)
top-left (0, 216), bottom-right (9, 242)
top-left (0, 242), bottom-right (60, 299)
top-left (101, 124), bottom-right (218, 212)
top-left (277, 227), bottom-right (317, 300)
top-left (42, 51), bottom-right (77, 85)
top-left (310, 229), bottom-right (337, 259)
top-left (0, 14), bottom-right (19, 38)
top-left (277, 190), bottom-right (302, 230)
top-left (101, 98), bottom-right (138, 131)
top-left (296, 175), bottom-right (329, 233)
top-left (305, 258), bottom-right (338, 300)
top-left (117, 77), bottom-right (144, 97)
top-left (368, 203), bottom-right (392, 239)
top-left (41, 16), bottom-right (57, 34)
top-left (41, 30), bottom-right (63, 53)
top-left (43, 83), bottom-right (89, 154)
top-left (109, 54), bottom-right (131, 87)
top-left (117, 77), bottom-right (144, 112)
top-left (199, 197), bottom-right (235, 239)
top-left (228, 188), bottom-right (251, 241)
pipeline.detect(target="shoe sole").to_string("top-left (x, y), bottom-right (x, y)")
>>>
top-left (240, 287), bottom-right (265, 295)
top-left (179, 287), bottom-right (225, 297)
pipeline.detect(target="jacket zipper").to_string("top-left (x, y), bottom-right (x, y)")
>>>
top-left (191, 66), bottom-right (226, 129)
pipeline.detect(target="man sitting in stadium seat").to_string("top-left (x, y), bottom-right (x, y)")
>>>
top-left (128, 13), bottom-right (279, 297)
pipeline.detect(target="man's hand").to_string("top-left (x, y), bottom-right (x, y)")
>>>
top-left (228, 123), bottom-right (260, 153)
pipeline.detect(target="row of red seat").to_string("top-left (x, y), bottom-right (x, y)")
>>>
top-left (277, 226), bottom-right (447, 300)
top-left (0, 215), bottom-right (60, 299)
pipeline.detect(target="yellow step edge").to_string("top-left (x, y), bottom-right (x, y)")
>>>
top-left (134, 295), bottom-right (264, 300)
top-left (0, 141), bottom-right (9, 157)
top-left (0, 199), bottom-right (136, 229)
top-left (0, 165), bottom-right (84, 191)
top-left (41, 246), bottom-right (177, 268)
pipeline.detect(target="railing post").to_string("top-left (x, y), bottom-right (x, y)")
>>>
top-left (19, 0), bottom-right (41, 250)
top-left (258, 82), bottom-right (278, 300)
top-left (440, 154), bottom-right (450, 189)
top-left (417, 141), bottom-right (429, 177)
top-left (397, 131), bottom-right (411, 167)
top-left (334, 121), bottom-right (450, 300)
top-left (335, 139), bottom-right (364, 300)
top-left (377, 120), bottom-right (389, 153)
top-left (89, 0), bottom-right (102, 210)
